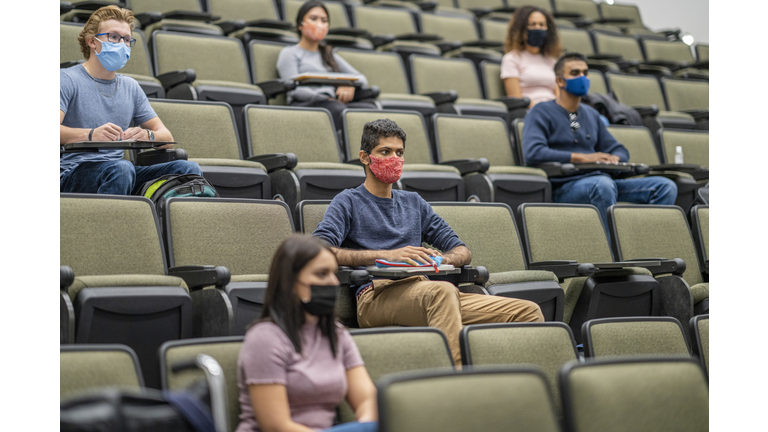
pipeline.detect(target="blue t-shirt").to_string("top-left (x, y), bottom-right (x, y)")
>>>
top-left (313, 184), bottom-right (465, 253)
top-left (522, 100), bottom-right (629, 185)
top-left (60, 65), bottom-right (157, 178)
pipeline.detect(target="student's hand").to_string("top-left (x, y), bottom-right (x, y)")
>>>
top-left (122, 127), bottom-right (146, 141)
top-left (572, 152), bottom-right (620, 164)
top-left (336, 86), bottom-right (355, 104)
top-left (92, 123), bottom-right (124, 141)
top-left (385, 246), bottom-right (442, 266)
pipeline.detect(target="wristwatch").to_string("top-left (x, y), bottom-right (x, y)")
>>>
top-left (145, 129), bottom-right (155, 141)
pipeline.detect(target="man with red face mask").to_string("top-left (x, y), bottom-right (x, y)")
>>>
top-left (313, 119), bottom-right (544, 366)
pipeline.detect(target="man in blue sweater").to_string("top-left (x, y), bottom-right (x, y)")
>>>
top-left (522, 52), bottom-right (676, 226)
top-left (313, 119), bottom-right (543, 365)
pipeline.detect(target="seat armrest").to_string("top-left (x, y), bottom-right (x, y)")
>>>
top-left (571, 18), bottom-right (594, 28)
top-left (216, 19), bottom-right (245, 34)
top-left (461, 40), bottom-right (504, 50)
top-left (679, 109), bottom-right (709, 121)
top-left (368, 35), bottom-right (396, 48)
top-left (135, 148), bottom-right (188, 166)
top-left (168, 265), bottom-right (231, 291)
top-left (595, 17), bottom-right (633, 24)
top-left (535, 162), bottom-right (575, 178)
top-left (135, 12), bottom-right (164, 28)
top-left (61, 266), bottom-right (75, 292)
top-left (635, 64), bottom-right (673, 77)
top-left (162, 10), bottom-right (220, 22)
top-left (337, 267), bottom-right (371, 286)
top-left (396, 33), bottom-right (443, 43)
top-left (688, 60), bottom-right (709, 69)
top-left (247, 153), bottom-right (298, 172)
top-left (430, 265), bottom-right (489, 286)
top-left (439, 158), bottom-right (489, 175)
top-left (244, 19), bottom-right (294, 30)
top-left (553, 11), bottom-right (582, 19)
top-left (422, 91), bottom-right (458, 105)
top-left (648, 165), bottom-right (708, 181)
top-left (435, 41), bottom-right (463, 54)
top-left (255, 79), bottom-right (295, 99)
top-left (632, 105), bottom-right (659, 118)
top-left (493, 96), bottom-right (530, 111)
top-left (587, 53), bottom-right (623, 61)
top-left (417, 1), bottom-right (438, 12)
top-left (640, 60), bottom-right (683, 71)
top-left (328, 27), bottom-right (371, 38)
top-left (621, 258), bottom-right (686, 276)
top-left (528, 260), bottom-right (596, 281)
top-left (157, 69), bottom-right (196, 91)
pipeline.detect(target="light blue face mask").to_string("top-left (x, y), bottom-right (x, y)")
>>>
top-left (94, 38), bottom-right (131, 72)
top-left (561, 75), bottom-right (590, 97)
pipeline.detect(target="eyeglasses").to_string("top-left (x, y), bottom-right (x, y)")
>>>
top-left (95, 32), bottom-right (136, 47)
top-left (569, 112), bottom-right (580, 132)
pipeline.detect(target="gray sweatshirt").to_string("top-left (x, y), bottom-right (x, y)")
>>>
top-left (275, 44), bottom-right (368, 104)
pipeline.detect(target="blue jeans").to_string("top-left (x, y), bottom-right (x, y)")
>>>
top-left (325, 421), bottom-right (378, 432)
top-left (60, 159), bottom-right (203, 195)
top-left (553, 174), bottom-right (677, 229)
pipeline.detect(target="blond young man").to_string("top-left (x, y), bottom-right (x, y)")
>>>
top-left (60, 6), bottom-right (201, 194)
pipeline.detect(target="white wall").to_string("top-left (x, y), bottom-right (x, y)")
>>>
top-left (601, 0), bottom-right (709, 44)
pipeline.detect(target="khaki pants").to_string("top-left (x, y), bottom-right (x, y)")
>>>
top-left (356, 276), bottom-right (544, 365)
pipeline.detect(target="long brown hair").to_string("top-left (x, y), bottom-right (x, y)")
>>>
top-left (504, 6), bottom-right (562, 58)
top-left (296, 1), bottom-right (340, 72)
top-left (258, 234), bottom-right (339, 356)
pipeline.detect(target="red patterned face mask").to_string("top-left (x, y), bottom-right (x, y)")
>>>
top-left (367, 154), bottom-right (403, 184)
top-left (301, 20), bottom-right (328, 41)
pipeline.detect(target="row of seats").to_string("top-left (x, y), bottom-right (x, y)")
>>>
top-left (60, 191), bottom-right (709, 385)
top-left (59, 2), bottom-right (708, 132)
top-left (62, 95), bottom-right (709, 214)
top-left (61, 317), bottom-right (710, 431)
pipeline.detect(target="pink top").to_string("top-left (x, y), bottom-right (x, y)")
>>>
top-left (236, 321), bottom-right (365, 432)
top-left (500, 50), bottom-right (558, 106)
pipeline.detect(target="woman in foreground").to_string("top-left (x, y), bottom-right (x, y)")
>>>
top-left (236, 234), bottom-right (377, 432)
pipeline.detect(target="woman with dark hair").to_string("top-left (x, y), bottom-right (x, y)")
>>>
top-left (235, 234), bottom-right (378, 432)
top-left (501, 6), bottom-right (563, 107)
top-left (276, 1), bottom-right (377, 131)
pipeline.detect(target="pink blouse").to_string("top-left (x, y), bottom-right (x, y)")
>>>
top-left (500, 50), bottom-right (558, 106)
top-left (236, 321), bottom-right (364, 432)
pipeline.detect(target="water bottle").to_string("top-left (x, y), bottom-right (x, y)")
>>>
top-left (674, 146), bottom-right (684, 164)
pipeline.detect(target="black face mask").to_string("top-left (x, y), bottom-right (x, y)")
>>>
top-left (301, 284), bottom-right (338, 316)
top-left (527, 29), bottom-right (548, 48)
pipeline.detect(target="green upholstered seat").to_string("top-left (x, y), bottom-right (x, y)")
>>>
top-left (164, 198), bottom-right (295, 335)
top-left (662, 78), bottom-right (708, 112)
top-left (560, 357), bottom-right (709, 432)
top-left (460, 322), bottom-right (578, 416)
top-left (606, 73), bottom-right (697, 128)
top-left (337, 328), bottom-right (454, 423)
top-left (695, 44), bottom-right (708, 61)
top-left (606, 125), bottom-right (699, 211)
top-left (642, 39), bottom-right (708, 78)
top-left (598, 2), bottom-right (649, 31)
top-left (420, 13), bottom-right (503, 60)
top-left (660, 129), bottom-right (709, 168)
top-left (582, 317), bottom-right (691, 358)
top-left (433, 114), bottom-right (551, 208)
top-left (608, 204), bottom-right (710, 316)
top-left (160, 336), bottom-right (244, 432)
top-left (61, 345), bottom-right (143, 402)
top-left (248, 39), bottom-right (290, 105)
top-left (244, 105), bottom-right (365, 210)
top-left (378, 368), bottom-right (560, 432)
top-left (519, 203), bottom-right (660, 335)
top-left (593, 31), bottom-right (645, 62)
top-left (689, 314), bottom-right (709, 375)
top-left (479, 18), bottom-right (509, 44)
top-left (148, 99), bottom-right (271, 199)
top-left (131, 0), bottom-right (224, 37)
top-left (60, 194), bottom-right (204, 388)
top-left (429, 203), bottom-right (563, 320)
top-left (410, 56), bottom-right (509, 118)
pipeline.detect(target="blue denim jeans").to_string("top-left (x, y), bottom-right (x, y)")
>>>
top-left (325, 421), bottom-right (378, 432)
top-left (553, 174), bottom-right (678, 229)
top-left (60, 159), bottom-right (203, 195)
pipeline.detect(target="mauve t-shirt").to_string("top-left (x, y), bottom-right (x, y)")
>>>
top-left (500, 50), bottom-right (558, 106)
top-left (235, 321), bottom-right (364, 432)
